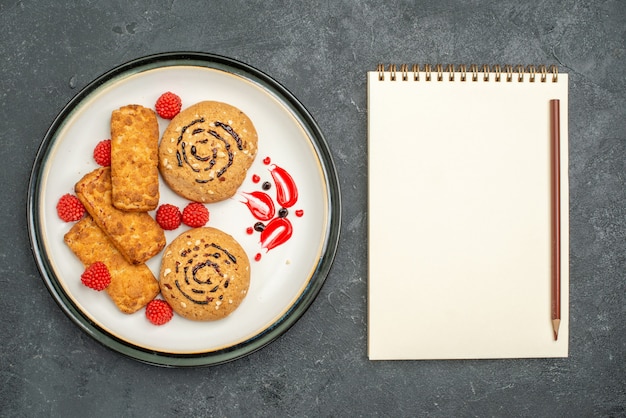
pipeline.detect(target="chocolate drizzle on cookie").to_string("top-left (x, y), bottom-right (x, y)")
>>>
top-left (174, 117), bottom-right (245, 184)
top-left (210, 243), bottom-right (237, 264)
top-left (214, 121), bottom-right (244, 150)
top-left (173, 241), bottom-right (239, 305)
top-left (159, 226), bottom-right (251, 320)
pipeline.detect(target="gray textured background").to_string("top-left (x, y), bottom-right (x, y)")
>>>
top-left (1, 0), bottom-right (625, 416)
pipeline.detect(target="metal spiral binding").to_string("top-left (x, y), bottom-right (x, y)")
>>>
top-left (412, 64), bottom-right (419, 81)
top-left (400, 64), bottom-right (409, 81)
top-left (459, 64), bottom-right (467, 81)
top-left (377, 63), bottom-right (385, 81)
top-left (494, 64), bottom-right (502, 82)
top-left (377, 64), bottom-right (559, 82)
top-left (446, 64), bottom-right (454, 81)
top-left (470, 64), bottom-right (479, 82)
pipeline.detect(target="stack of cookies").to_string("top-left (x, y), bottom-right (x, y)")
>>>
top-left (65, 105), bottom-right (164, 313)
top-left (64, 101), bottom-right (257, 321)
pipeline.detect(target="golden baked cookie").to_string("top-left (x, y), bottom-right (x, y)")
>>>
top-left (159, 227), bottom-right (251, 321)
top-left (64, 216), bottom-right (160, 314)
top-left (158, 101), bottom-right (258, 203)
top-left (110, 104), bottom-right (160, 212)
top-left (75, 167), bottom-right (166, 264)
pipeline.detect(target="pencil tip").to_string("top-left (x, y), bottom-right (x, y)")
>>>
top-left (552, 319), bottom-right (561, 341)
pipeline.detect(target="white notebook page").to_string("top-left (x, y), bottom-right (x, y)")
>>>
top-left (367, 68), bottom-right (569, 359)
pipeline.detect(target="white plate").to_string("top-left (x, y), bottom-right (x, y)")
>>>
top-left (28, 52), bottom-right (341, 367)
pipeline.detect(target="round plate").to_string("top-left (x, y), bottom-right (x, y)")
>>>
top-left (27, 52), bottom-right (341, 367)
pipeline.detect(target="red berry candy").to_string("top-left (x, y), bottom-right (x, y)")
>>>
top-left (81, 262), bottom-right (111, 291)
top-left (155, 203), bottom-right (182, 230)
top-left (56, 193), bottom-right (85, 222)
top-left (93, 139), bottom-right (111, 166)
top-left (145, 299), bottom-right (173, 325)
top-left (155, 92), bottom-right (182, 119)
top-left (182, 202), bottom-right (209, 227)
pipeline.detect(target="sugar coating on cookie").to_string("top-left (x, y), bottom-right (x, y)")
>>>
top-left (158, 101), bottom-right (258, 203)
top-left (159, 227), bottom-right (251, 321)
top-left (110, 104), bottom-right (160, 212)
top-left (64, 216), bottom-right (160, 314)
top-left (75, 167), bottom-right (166, 265)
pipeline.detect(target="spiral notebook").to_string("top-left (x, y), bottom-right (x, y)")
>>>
top-left (367, 64), bottom-right (569, 360)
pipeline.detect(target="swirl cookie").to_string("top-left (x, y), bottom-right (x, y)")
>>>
top-left (159, 227), bottom-right (251, 321)
top-left (158, 101), bottom-right (258, 203)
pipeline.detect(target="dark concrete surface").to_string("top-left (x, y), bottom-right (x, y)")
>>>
top-left (1, 0), bottom-right (625, 416)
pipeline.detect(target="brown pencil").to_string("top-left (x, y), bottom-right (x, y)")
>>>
top-left (550, 99), bottom-right (561, 341)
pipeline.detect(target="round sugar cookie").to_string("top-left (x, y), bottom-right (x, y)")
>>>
top-left (159, 227), bottom-right (251, 321)
top-left (159, 101), bottom-right (258, 203)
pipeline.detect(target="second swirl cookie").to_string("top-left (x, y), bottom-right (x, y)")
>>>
top-left (159, 227), bottom-right (251, 321)
top-left (159, 101), bottom-right (258, 203)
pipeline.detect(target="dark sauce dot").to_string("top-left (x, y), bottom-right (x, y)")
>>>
top-left (254, 222), bottom-right (265, 232)
top-left (262, 181), bottom-right (272, 190)
top-left (278, 208), bottom-right (288, 218)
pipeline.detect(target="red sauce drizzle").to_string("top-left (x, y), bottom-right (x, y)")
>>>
top-left (269, 164), bottom-right (298, 208)
top-left (239, 191), bottom-right (275, 221)
top-left (260, 217), bottom-right (293, 251)
top-left (241, 157), bottom-right (302, 261)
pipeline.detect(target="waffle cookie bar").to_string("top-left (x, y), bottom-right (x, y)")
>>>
top-left (75, 166), bottom-right (165, 264)
top-left (64, 216), bottom-right (160, 314)
top-left (110, 104), bottom-right (160, 211)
